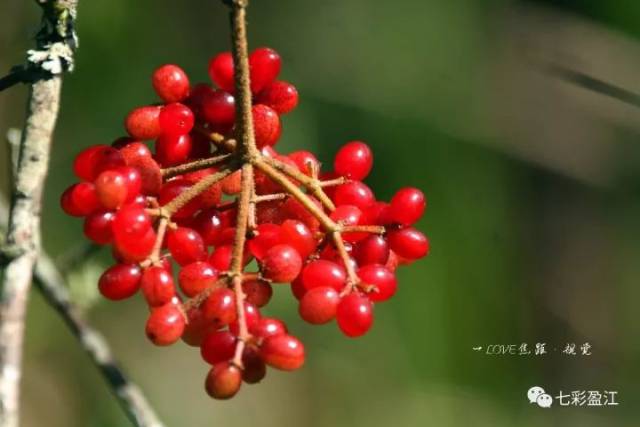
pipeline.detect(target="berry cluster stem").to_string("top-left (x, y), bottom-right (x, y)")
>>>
top-left (161, 166), bottom-right (235, 216)
top-left (226, 0), bottom-right (258, 368)
top-left (161, 153), bottom-right (233, 178)
top-left (262, 155), bottom-right (336, 211)
top-left (254, 159), bottom-right (338, 231)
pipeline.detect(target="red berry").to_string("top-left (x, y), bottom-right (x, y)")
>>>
top-left (155, 134), bottom-right (192, 166)
top-left (83, 211), bottom-right (115, 244)
top-left (115, 166), bottom-right (142, 202)
top-left (146, 304), bottom-right (185, 346)
top-left (113, 227), bottom-right (156, 263)
top-left (242, 348), bottom-right (266, 384)
top-left (249, 47), bottom-right (281, 94)
top-left (334, 141), bottom-right (373, 181)
top-left (194, 208), bottom-right (224, 246)
top-left (363, 201), bottom-right (392, 226)
top-left (118, 141), bottom-right (152, 163)
top-left (98, 264), bottom-right (142, 300)
top-left (260, 334), bottom-right (304, 371)
top-left (301, 260), bottom-right (346, 292)
top-left (354, 235), bottom-right (390, 266)
top-left (330, 205), bottom-right (364, 242)
top-left (201, 288), bottom-right (237, 327)
top-left (387, 228), bottom-right (429, 260)
top-left (261, 244), bottom-right (302, 283)
top-left (60, 183), bottom-right (100, 217)
top-left (248, 223), bottom-right (283, 260)
top-left (178, 262), bottom-right (219, 297)
top-left (94, 170), bottom-right (128, 209)
top-left (333, 181), bottom-right (375, 210)
top-left (330, 204), bottom-right (362, 226)
top-left (125, 106), bottom-right (162, 140)
top-left (221, 170), bottom-right (242, 195)
top-left (299, 286), bottom-right (340, 325)
top-left (291, 277), bottom-right (307, 300)
top-left (125, 154), bottom-right (162, 195)
top-left (73, 145), bottom-right (125, 181)
top-left (205, 362), bottom-right (242, 400)
top-left (152, 64), bottom-right (190, 102)
top-left (256, 80), bottom-right (298, 114)
top-left (252, 104), bottom-right (281, 148)
top-left (112, 205), bottom-right (152, 244)
top-left (208, 245), bottom-right (233, 271)
top-left (283, 196), bottom-right (321, 231)
top-left (141, 266), bottom-right (176, 307)
top-left (251, 317), bottom-right (287, 339)
top-left (200, 330), bottom-right (236, 365)
top-left (208, 52), bottom-right (235, 93)
top-left (200, 89), bottom-right (236, 131)
top-left (182, 307), bottom-right (216, 347)
top-left (159, 102), bottom-right (194, 136)
top-left (229, 302), bottom-right (261, 336)
top-left (389, 188), bottom-right (426, 226)
top-left (280, 220), bottom-right (317, 259)
top-left (242, 279), bottom-right (273, 308)
top-left (336, 293), bottom-right (373, 338)
top-left (167, 227), bottom-right (207, 266)
top-left (357, 265), bottom-right (397, 302)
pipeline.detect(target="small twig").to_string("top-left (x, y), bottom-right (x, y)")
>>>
top-left (148, 218), bottom-right (169, 265)
top-left (229, 164), bottom-right (253, 368)
top-left (263, 156), bottom-right (336, 211)
top-left (0, 67), bottom-right (46, 92)
top-left (547, 64), bottom-right (640, 109)
top-left (193, 126), bottom-right (237, 152)
top-left (34, 258), bottom-right (166, 427)
top-left (253, 193), bottom-right (288, 203)
top-left (342, 225), bottom-right (385, 234)
top-left (161, 166), bottom-right (235, 215)
top-left (0, 2), bottom-right (79, 425)
top-left (160, 153), bottom-right (233, 178)
top-left (332, 232), bottom-right (358, 294)
top-left (254, 159), bottom-right (337, 231)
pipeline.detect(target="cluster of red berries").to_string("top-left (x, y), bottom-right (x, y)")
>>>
top-left (60, 46), bottom-right (429, 400)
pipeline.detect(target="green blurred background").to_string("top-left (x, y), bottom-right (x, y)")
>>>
top-left (1, 0), bottom-right (640, 426)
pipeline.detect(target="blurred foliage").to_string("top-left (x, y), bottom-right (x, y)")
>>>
top-left (1, 0), bottom-right (640, 426)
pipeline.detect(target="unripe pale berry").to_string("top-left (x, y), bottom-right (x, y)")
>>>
top-left (125, 106), bottom-right (162, 140)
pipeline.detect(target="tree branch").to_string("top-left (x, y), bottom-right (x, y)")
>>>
top-left (0, 1), bottom-right (78, 426)
top-left (0, 199), bottom-right (165, 427)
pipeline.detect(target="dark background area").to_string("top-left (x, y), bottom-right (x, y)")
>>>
top-left (1, 0), bottom-right (639, 425)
